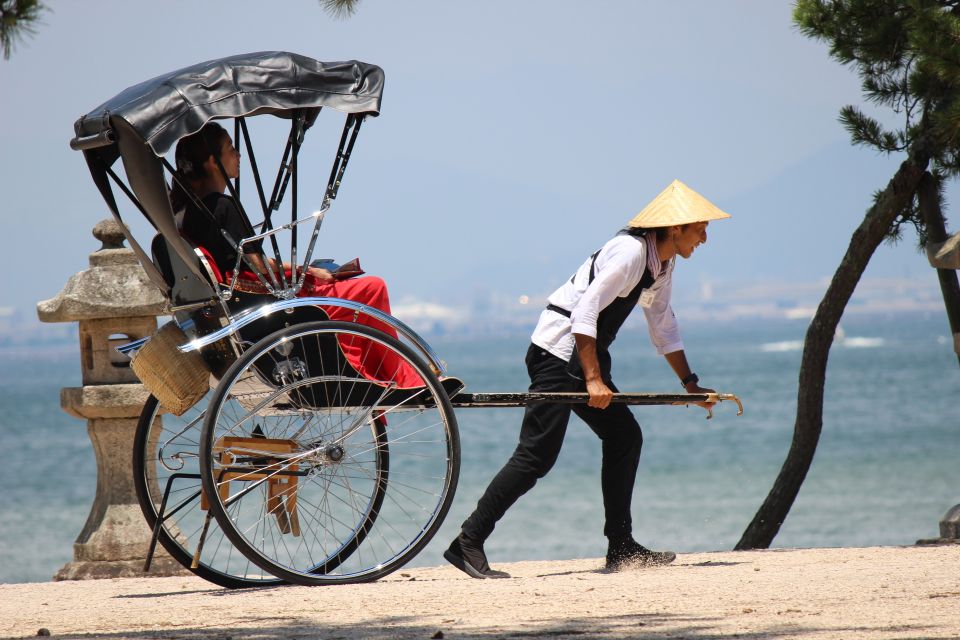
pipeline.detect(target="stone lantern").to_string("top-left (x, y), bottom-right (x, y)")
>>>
top-left (37, 219), bottom-right (186, 579)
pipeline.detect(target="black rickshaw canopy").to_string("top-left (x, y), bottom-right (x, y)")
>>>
top-left (73, 51), bottom-right (384, 159)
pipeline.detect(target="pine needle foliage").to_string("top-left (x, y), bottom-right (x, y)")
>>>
top-left (794, 0), bottom-right (960, 240)
top-left (319, 0), bottom-right (360, 19)
top-left (0, 0), bottom-right (45, 60)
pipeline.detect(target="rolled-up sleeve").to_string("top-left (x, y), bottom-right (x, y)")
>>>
top-left (643, 275), bottom-right (684, 355)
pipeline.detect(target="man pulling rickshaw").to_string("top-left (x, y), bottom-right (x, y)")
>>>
top-left (446, 180), bottom-right (731, 578)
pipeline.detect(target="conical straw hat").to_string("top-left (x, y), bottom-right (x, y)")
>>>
top-left (627, 179), bottom-right (731, 228)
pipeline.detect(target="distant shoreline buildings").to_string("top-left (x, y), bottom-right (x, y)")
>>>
top-left (392, 275), bottom-right (946, 336)
top-left (0, 275), bottom-right (947, 347)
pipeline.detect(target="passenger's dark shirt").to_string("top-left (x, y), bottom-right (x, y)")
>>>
top-left (180, 193), bottom-right (263, 270)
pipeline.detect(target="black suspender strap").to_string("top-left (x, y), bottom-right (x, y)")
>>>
top-left (546, 303), bottom-right (572, 317)
top-left (552, 231), bottom-right (648, 318)
top-left (569, 249), bottom-right (602, 284)
top-left (553, 248), bottom-right (603, 316)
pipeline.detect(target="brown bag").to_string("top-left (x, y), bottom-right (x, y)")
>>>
top-left (131, 322), bottom-right (209, 416)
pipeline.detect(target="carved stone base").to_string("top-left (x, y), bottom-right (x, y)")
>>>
top-left (53, 503), bottom-right (191, 581)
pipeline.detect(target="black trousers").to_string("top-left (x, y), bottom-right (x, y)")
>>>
top-left (460, 343), bottom-right (643, 542)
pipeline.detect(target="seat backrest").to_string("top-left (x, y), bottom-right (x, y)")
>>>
top-left (150, 233), bottom-right (220, 308)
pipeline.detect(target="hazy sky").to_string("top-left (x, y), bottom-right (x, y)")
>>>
top-left (0, 0), bottom-right (943, 320)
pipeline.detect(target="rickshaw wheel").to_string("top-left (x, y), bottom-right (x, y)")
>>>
top-left (199, 320), bottom-right (460, 585)
top-left (133, 395), bottom-right (285, 588)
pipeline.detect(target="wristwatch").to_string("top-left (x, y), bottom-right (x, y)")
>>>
top-left (680, 373), bottom-right (699, 388)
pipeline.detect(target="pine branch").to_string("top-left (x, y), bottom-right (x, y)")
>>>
top-left (318, 0), bottom-right (360, 19)
top-left (862, 71), bottom-right (906, 109)
top-left (0, 0), bottom-right (45, 60)
top-left (839, 105), bottom-right (904, 152)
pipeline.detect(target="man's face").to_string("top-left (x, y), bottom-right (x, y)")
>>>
top-left (674, 222), bottom-right (709, 259)
top-left (218, 136), bottom-right (241, 179)
top-left (205, 135), bottom-right (241, 180)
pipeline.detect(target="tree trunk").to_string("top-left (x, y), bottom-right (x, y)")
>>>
top-left (917, 172), bottom-right (960, 367)
top-left (735, 153), bottom-right (929, 550)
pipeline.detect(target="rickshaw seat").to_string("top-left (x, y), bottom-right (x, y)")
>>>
top-left (150, 233), bottom-right (220, 302)
top-left (151, 233), bottom-right (272, 313)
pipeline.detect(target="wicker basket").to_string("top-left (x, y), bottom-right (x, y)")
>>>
top-left (131, 322), bottom-right (210, 416)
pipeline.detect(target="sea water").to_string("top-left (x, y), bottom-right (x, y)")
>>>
top-left (0, 312), bottom-right (957, 583)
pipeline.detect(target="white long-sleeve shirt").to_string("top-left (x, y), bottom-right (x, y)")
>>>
top-left (531, 233), bottom-right (683, 362)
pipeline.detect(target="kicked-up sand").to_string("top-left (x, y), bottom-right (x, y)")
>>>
top-left (1, 545), bottom-right (959, 639)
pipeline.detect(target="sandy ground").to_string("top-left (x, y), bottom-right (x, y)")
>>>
top-left (2, 545), bottom-right (959, 639)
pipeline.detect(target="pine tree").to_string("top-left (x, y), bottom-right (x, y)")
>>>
top-left (737, 0), bottom-right (960, 550)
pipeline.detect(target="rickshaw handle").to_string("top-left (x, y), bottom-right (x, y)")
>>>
top-left (449, 391), bottom-right (744, 420)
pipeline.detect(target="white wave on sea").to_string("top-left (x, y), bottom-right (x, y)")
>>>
top-left (760, 336), bottom-right (886, 352)
top-left (760, 339), bottom-right (804, 353)
top-left (841, 336), bottom-right (886, 348)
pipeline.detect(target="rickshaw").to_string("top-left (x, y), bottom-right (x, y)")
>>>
top-left (69, 51), bottom-right (742, 589)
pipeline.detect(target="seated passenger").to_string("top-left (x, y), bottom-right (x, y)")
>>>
top-left (169, 122), bottom-right (423, 389)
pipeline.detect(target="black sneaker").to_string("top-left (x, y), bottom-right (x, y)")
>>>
top-left (443, 534), bottom-right (510, 579)
top-left (605, 536), bottom-right (676, 571)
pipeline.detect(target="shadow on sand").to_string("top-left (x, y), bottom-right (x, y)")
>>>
top-left (33, 611), bottom-right (939, 640)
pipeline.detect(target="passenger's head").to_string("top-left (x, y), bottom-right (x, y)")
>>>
top-left (174, 122), bottom-right (238, 182)
top-left (170, 123), bottom-right (240, 210)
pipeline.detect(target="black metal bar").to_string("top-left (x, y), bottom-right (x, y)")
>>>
top-left (238, 117), bottom-right (286, 281)
top-left (325, 115), bottom-right (354, 202)
top-left (328, 115), bottom-right (363, 201)
top-left (237, 120), bottom-right (271, 222)
top-left (145, 472), bottom-right (201, 572)
top-left (104, 167), bottom-right (158, 231)
top-left (291, 125), bottom-right (299, 273)
top-left (448, 392), bottom-right (710, 408)
top-left (233, 118), bottom-right (241, 198)
top-left (159, 487), bottom-right (203, 523)
top-left (270, 118), bottom-right (302, 217)
top-left (323, 115), bottom-right (363, 203)
top-left (251, 114), bottom-right (304, 291)
top-left (277, 114), bottom-right (305, 289)
top-left (266, 137), bottom-right (292, 219)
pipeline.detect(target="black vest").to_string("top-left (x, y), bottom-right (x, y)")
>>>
top-left (565, 230), bottom-right (656, 381)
